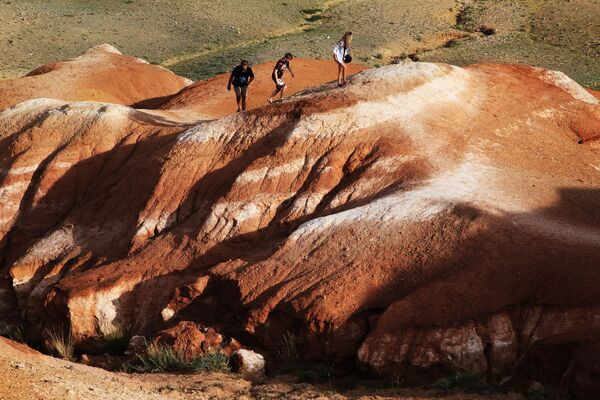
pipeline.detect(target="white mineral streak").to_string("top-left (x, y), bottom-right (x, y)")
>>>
top-left (539, 70), bottom-right (600, 105)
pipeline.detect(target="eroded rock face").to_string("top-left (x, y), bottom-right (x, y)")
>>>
top-left (1, 48), bottom-right (600, 387)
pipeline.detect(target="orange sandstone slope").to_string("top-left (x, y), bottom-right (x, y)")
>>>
top-left (158, 59), bottom-right (367, 119)
top-left (0, 44), bottom-right (192, 110)
top-left (1, 51), bottom-right (600, 393)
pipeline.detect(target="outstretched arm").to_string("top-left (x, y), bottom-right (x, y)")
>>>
top-left (288, 65), bottom-right (295, 78)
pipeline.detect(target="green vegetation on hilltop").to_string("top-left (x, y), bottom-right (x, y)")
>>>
top-left (0, 0), bottom-right (598, 88)
top-left (422, 0), bottom-right (600, 89)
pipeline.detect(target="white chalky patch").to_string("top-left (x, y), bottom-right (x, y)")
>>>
top-left (0, 98), bottom-right (65, 121)
top-left (176, 116), bottom-right (239, 144)
top-left (290, 154), bottom-right (501, 240)
top-left (512, 213), bottom-right (600, 247)
top-left (285, 66), bottom-right (471, 163)
top-left (13, 228), bottom-right (75, 269)
top-left (3, 161), bottom-right (73, 177)
top-left (134, 212), bottom-right (177, 239)
top-left (589, 163), bottom-right (600, 172)
top-left (328, 177), bottom-right (388, 209)
top-left (370, 155), bottom-right (416, 173)
top-left (539, 70), bottom-right (600, 105)
top-left (0, 181), bottom-right (28, 199)
top-left (94, 287), bottom-right (126, 335)
top-left (287, 190), bottom-right (329, 216)
top-left (235, 158), bottom-right (309, 185)
top-left (6, 164), bottom-right (40, 176)
top-left (161, 307), bottom-right (175, 322)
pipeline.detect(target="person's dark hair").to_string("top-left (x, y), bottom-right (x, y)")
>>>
top-left (240, 60), bottom-right (249, 65)
top-left (285, 52), bottom-right (293, 59)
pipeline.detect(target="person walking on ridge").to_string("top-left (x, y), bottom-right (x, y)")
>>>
top-left (227, 60), bottom-right (255, 112)
top-left (333, 31), bottom-right (353, 86)
top-left (268, 53), bottom-right (295, 104)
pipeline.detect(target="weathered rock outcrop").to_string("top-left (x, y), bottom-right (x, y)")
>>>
top-left (1, 46), bottom-right (600, 393)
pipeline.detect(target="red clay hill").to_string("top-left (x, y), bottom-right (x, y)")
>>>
top-left (1, 45), bottom-right (600, 397)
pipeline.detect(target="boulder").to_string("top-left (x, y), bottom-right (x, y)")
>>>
top-left (231, 349), bottom-right (266, 381)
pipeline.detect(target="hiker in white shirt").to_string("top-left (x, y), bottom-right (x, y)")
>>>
top-left (333, 31), bottom-right (353, 87)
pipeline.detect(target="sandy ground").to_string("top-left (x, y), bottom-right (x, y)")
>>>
top-left (0, 338), bottom-right (525, 400)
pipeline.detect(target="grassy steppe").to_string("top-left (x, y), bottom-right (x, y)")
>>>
top-left (0, 0), bottom-right (598, 88)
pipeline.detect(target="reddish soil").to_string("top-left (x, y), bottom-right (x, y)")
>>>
top-left (157, 58), bottom-right (367, 119)
top-left (1, 47), bottom-right (600, 398)
top-left (0, 44), bottom-right (191, 110)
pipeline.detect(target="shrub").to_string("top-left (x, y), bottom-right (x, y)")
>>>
top-left (46, 328), bottom-right (75, 362)
top-left (302, 8), bottom-right (322, 14)
top-left (298, 363), bottom-right (334, 384)
top-left (433, 372), bottom-right (487, 393)
top-left (280, 332), bottom-right (299, 362)
top-left (101, 323), bottom-right (130, 355)
top-left (305, 15), bottom-right (323, 22)
top-left (0, 324), bottom-right (26, 343)
top-left (124, 343), bottom-right (230, 373)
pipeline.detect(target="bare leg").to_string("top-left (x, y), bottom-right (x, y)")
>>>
top-left (236, 93), bottom-right (241, 112)
top-left (334, 55), bottom-right (341, 85)
top-left (279, 86), bottom-right (286, 100)
top-left (342, 63), bottom-right (347, 85)
top-left (268, 87), bottom-right (280, 103)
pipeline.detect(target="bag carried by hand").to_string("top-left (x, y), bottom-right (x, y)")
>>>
top-left (344, 54), bottom-right (352, 63)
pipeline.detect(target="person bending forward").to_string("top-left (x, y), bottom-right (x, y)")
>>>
top-left (333, 31), bottom-right (353, 86)
top-left (268, 53), bottom-right (294, 104)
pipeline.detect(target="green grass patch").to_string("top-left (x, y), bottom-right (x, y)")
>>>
top-left (123, 343), bottom-right (230, 373)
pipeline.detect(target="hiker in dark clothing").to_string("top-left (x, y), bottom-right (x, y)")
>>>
top-left (227, 60), bottom-right (255, 112)
top-left (268, 53), bottom-right (294, 104)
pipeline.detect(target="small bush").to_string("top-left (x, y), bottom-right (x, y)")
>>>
top-left (433, 372), bottom-right (487, 393)
top-left (305, 15), bottom-right (323, 22)
top-left (46, 329), bottom-right (75, 362)
top-left (101, 323), bottom-right (130, 355)
top-left (302, 8), bottom-right (322, 15)
top-left (298, 363), bottom-right (333, 384)
top-left (0, 324), bottom-right (26, 343)
top-left (280, 332), bottom-right (299, 362)
top-left (124, 343), bottom-right (230, 373)
top-left (194, 351), bottom-right (231, 373)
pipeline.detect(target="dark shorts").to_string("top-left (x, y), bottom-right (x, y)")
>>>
top-left (233, 85), bottom-right (248, 96)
